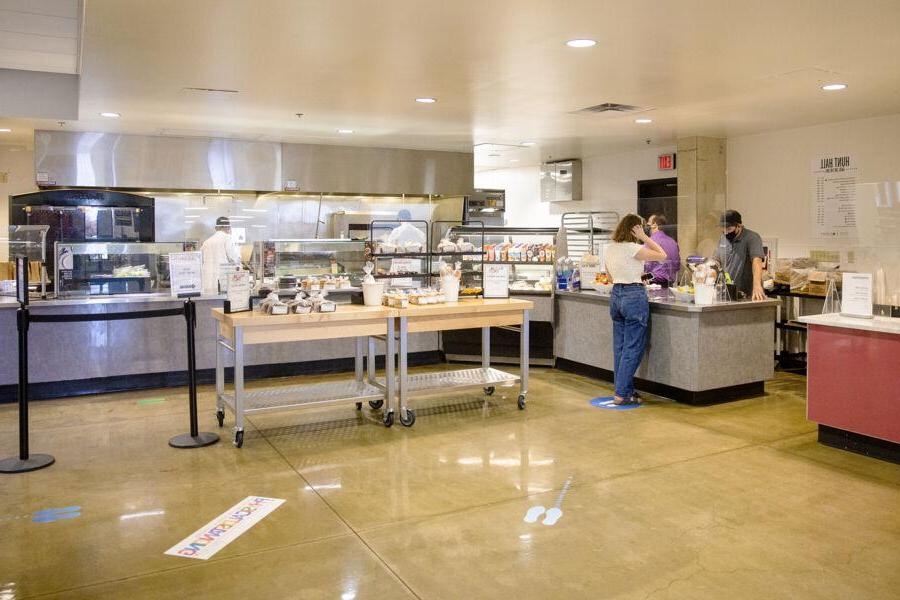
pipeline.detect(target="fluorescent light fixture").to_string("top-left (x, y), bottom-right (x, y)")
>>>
top-left (184, 206), bottom-right (209, 211)
top-left (242, 208), bottom-right (268, 213)
top-left (0, 128), bottom-right (11, 133)
top-left (415, 97), bottom-right (437, 103)
top-left (566, 39), bottom-right (597, 48)
top-left (634, 118), bottom-right (653, 124)
top-left (99, 112), bottom-right (121, 118)
top-left (520, 141), bottom-right (536, 146)
top-left (488, 153), bottom-right (501, 157)
top-left (509, 159), bottom-right (519, 163)
top-left (822, 83), bottom-right (847, 91)
top-left (480, 208), bottom-right (497, 213)
top-left (337, 128), bottom-right (354, 134)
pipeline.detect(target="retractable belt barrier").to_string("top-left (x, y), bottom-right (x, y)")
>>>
top-left (1, 259), bottom-right (218, 475)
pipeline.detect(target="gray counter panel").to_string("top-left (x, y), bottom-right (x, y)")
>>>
top-left (555, 293), bottom-right (774, 393)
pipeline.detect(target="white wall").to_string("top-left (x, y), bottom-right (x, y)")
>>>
top-left (727, 113), bottom-right (900, 258)
top-left (475, 144), bottom-right (677, 228)
top-left (0, 145), bottom-right (37, 261)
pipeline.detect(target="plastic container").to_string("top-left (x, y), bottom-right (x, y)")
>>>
top-left (441, 276), bottom-right (460, 302)
top-left (362, 281), bottom-right (385, 306)
top-left (695, 283), bottom-right (716, 305)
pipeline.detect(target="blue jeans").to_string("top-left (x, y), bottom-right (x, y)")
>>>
top-left (609, 284), bottom-right (650, 399)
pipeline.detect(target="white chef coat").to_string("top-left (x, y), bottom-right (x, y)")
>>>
top-left (200, 230), bottom-right (240, 294)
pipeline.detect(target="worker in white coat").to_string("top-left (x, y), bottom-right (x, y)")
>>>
top-left (201, 216), bottom-right (241, 294)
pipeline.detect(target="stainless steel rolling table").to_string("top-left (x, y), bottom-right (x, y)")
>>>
top-left (211, 305), bottom-right (397, 446)
top-left (389, 298), bottom-right (533, 427)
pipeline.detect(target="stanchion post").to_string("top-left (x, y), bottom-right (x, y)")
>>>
top-left (0, 257), bottom-right (55, 473)
top-left (169, 299), bottom-right (219, 449)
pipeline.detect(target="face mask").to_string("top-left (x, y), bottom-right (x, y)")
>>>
top-left (725, 230), bottom-right (737, 242)
top-left (644, 226), bottom-right (652, 235)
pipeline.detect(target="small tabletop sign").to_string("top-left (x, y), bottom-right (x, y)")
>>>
top-left (224, 270), bottom-right (251, 314)
top-left (15, 255), bottom-right (28, 305)
top-left (389, 257), bottom-right (419, 288)
top-left (483, 263), bottom-right (510, 299)
top-left (840, 272), bottom-right (873, 319)
top-left (169, 251), bottom-right (203, 298)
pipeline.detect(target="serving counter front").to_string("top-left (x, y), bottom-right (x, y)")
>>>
top-left (798, 313), bottom-right (900, 463)
top-left (554, 290), bottom-right (778, 404)
top-left (0, 295), bottom-right (440, 401)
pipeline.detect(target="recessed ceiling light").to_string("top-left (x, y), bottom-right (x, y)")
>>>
top-left (99, 112), bottom-right (121, 118)
top-left (821, 83), bottom-right (847, 91)
top-left (510, 159), bottom-right (519, 163)
top-left (566, 39), bottom-right (597, 48)
top-left (337, 128), bottom-right (354, 134)
top-left (415, 97), bottom-right (437, 103)
top-left (520, 141), bottom-right (536, 147)
top-left (634, 118), bottom-right (653, 124)
top-left (0, 128), bottom-right (11, 133)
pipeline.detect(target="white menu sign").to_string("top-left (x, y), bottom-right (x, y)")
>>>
top-left (169, 251), bottom-right (203, 297)
top-left (811, 153), bottom-right (859, 240)
top-left (483, 264), bottom-right (510, 299)
top-left (226, 270), bottom-right (251, 313)
top-left (840, 272), bottom-right (873, 319)
top-left (389, 258), bottom-right (420, 288)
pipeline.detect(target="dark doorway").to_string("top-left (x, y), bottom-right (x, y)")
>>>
top-left (637, 177), bottom-right (678, 242)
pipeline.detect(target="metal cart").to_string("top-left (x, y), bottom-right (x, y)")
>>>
top-left (387, 298), bottom-right (533, 427)
top-left (212, 306), bottom-right (397, 447)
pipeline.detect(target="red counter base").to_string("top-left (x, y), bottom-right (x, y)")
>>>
top-left (819, 425), bottom-right (900, 465)
top-left (807, 324), bottom-right (900, 463)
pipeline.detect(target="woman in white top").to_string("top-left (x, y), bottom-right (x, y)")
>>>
top-left (604, 214), bottom-right (667, 405)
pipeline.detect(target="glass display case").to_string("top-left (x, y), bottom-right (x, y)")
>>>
top-left (453, 226), bottom-right (557, 294)
top-left (433, 221), bottom-right (485, 296)
top-left (251, 239), bottom-right (366, 288)
top-left (54, 242), bottom-right (196, 297)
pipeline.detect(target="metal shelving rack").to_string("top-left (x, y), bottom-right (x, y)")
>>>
top-left (561, 211), bottom-right (618, 260)
top-left (367, 220), bottom-right (432, 286)
top-left (431, 220), bottom-right (485, 296)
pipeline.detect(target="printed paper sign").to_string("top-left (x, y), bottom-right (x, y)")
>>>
top-left (483, 263), bottom-right (510, 298)
top-left (226, 270), bottom-right (251, 313)
top-left (165, 496), bottom-right (285, 560)
top-left (169, 251), bottom-right (203, 298)
top-left (840, 272), bottom-right (873, 319)
top-left (811, 154), bottom-right (859, 240)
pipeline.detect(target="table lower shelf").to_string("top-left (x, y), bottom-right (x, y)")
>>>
top-left (220, 379), bottom-right (384, 415)
top-left (379, 367), bottom-right (520, 396)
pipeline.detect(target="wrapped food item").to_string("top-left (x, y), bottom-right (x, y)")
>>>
top-left (437, 238), bottom-right (458, 253)
top-left (362, 262), bottom-right (376, 284)
top-left (338, 275), bottom-right (352, 289)
top-left (260, 292), bottom-right (289, 315)
top-left (457, 239), bottom-right (475, 252)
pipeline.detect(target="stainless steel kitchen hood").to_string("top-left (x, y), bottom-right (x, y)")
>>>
top-left (34, 131), bottom-right (474, 196)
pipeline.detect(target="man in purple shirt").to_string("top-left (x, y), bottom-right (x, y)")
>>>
top-left (643, 214), bottom-right (681, 287)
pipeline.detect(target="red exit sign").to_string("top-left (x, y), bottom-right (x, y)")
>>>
top-left (658, 153), bottom-right (676, 170)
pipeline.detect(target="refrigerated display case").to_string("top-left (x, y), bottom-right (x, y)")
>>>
top-left (251, 239), bottom-right (367, 289)
top-left (54, 241), bottom-right (195, 297)
top-left (441, 226), bottom-right (557, 366)
top-left (432, 221), bottom-right (485, 297)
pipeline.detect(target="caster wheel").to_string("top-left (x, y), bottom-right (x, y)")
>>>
top-left (383, 411), bottom-right (395, 428)
top-left (369, 399), bottom-right (384, 410)
top-left (355, 402), bottom-right (363, 411)
top-left (400, 409), bottom-right (416, 427)
top-left (517, 394), bottom-right (527, 410)
top-left (233, 430), bottom-right (244, 448)
top-left (483, 386), bottom-right (495, 396)
top-left (215, 410), bottom-right (225, 427)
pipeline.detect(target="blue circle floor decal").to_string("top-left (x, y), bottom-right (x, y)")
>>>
top-left (589, 396), bottom-right (642, 410)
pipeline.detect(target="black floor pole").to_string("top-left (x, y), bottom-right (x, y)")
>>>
top-left (169, 299), bottom-right (219, 449)
top-left (0, 305), bottom-right (55, 473)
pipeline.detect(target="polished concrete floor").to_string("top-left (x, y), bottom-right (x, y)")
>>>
top-left (1, 367), bottom-right (899, 599)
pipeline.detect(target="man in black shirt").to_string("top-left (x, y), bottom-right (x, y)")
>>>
top-left (714, 210), bottom-right (766, 301)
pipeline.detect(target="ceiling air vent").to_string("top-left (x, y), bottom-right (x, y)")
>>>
top-left (578, 102), bottom-right (644, 113)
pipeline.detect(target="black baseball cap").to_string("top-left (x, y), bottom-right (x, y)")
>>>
top-left (216, 216), bottom-right (231, 227)
top-left (720, 209), bottom-right (742, 227)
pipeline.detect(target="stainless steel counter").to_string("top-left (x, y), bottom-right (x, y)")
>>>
top-left (0, 294), bottom-right (440, 400)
